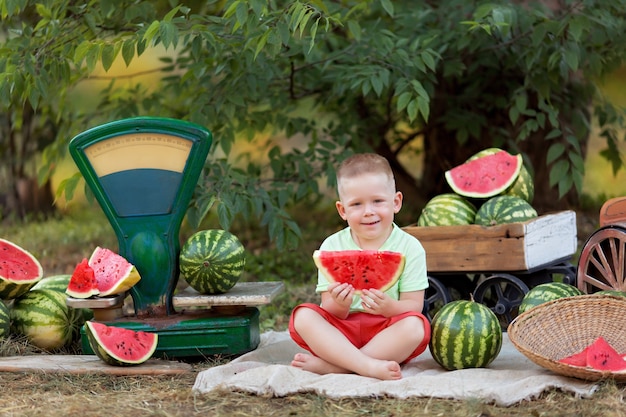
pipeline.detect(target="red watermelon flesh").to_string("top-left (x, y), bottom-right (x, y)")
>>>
top-left (88, 247), bottom-right (141, 297)
top-left (558, 346), bottom-right (589, 367)
top-left (313, 250), bottom-right (405, 293)
top-left (445, 150), bottom-right (523, 198)
top-left (85, 321), bottom-right (157, 366)
top-left (558, 337), bottom-right (626, 371)
top-left (0, 238), bottom-right (43, 299)
top-left (66, 258), bottom-right (100, 299)
top-left (0, 238), bottom-right (43, 282)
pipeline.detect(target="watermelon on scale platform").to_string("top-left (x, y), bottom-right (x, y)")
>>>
top-left (179, 229), bottom-right (246, 295)
top-left (66, 247), bottom-right (141, 298)
top-left (313, 250), bottom-right (405, 293)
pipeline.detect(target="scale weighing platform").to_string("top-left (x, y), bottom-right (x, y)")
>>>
top-left (66, 117), bottom-right (283, 359)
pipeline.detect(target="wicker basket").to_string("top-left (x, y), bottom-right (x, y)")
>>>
top-left (507, 294), bottom-right (626, 382)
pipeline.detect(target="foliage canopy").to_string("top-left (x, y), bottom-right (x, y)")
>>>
top-left (1, 0), bottom-right (626, 248)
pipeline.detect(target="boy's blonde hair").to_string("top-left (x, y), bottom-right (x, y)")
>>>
top-left (336, 153), bottom-right (396, 192)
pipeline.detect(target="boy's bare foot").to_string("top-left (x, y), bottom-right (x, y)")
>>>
top-left (291, 353), bottom-right (345, 375)
top-left (291, 353), bottom-right (402, 380)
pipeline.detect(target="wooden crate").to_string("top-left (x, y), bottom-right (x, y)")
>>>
top-left (402, 210), bottom-right (577, 273)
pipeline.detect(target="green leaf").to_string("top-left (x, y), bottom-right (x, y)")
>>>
top-left (121, 40), bottom-right (135, 67)
top-left (549, 160), bottom-right (569, 187)
top-left (546, 143), bottom-right (565, 164)
top-left (101, 43), bottom-right (116, 72)
top-left (380, 0), bottom-right (393, 17)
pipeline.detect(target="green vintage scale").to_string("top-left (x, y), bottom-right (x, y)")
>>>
top-left (66, 117), bottom-right (283, 358)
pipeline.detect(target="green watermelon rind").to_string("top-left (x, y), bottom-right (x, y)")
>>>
top-left (474, 195), bottom-right (538, 227)
top-left (0, 238), bottom-right (44, 300)
top-left (518, 282), bottom-right (583, 314)
top-left (445, 151), bottom-right (523, 199)
top-left (429, 300), bottom-right (503, 370)
top-left (9, 289), bottom-right (83, 350)
top-left (417, 193), bottom-right (477, 227)
top-left (0, 300), bottom-right (9, 339)
top-left (179, 229), bottom-right (246, 295)
top-left (31, 275), bottom-right (72, 292)
top-left (85, 321), bottom-right (158, 366)
top-left (313, 250), bottom-right (406, 293)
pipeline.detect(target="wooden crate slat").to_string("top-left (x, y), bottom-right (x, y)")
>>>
top-left (402, 210), bottom-right (577, 272)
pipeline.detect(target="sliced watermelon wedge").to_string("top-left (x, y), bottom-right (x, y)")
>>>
top-left (445, 150), bottom-right (523, 198)
top-left (558, 346), bottom-right (589, 367)
top-left (88, 247), bottom-right (141, 297)
top-left (558, 336), bottom-right (626, 372)
top-left (313, 250), bottom-right (405, 293)
top-left (85, 321), bottom-right (158, 366)
top-left (66, 258), bottom-right (100, 298)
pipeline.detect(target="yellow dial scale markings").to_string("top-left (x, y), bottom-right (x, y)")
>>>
top-left (84, 133), bottom-right (192, 177)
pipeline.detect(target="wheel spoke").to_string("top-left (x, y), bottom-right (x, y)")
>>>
top-left (578, 227), bottom-right (626, 293)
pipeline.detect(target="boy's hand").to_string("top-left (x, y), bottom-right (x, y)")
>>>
top-left (327, 282), bottom-right (355, 308)
top-left (361, 289), bottom-right (394, 316)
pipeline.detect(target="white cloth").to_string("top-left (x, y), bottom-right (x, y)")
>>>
top-left (193, 331), bottom-right (597, 406)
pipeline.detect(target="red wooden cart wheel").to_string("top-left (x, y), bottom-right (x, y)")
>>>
top-left (577, 226), bottom-right (626, 293)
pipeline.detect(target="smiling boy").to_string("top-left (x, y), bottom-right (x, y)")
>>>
top-left (288, 153), bottom-right (430, 380)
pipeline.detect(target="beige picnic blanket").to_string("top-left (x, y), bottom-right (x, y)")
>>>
top-left (193, 331), bottom-right (598, 406)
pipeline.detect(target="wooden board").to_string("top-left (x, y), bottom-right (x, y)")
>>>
top-left (0, 355), bottom-right (192, 375)
top-left (403, 210), bottom-right (577, 272)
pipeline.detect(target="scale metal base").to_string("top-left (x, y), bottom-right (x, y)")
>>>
top-left (71, 281), bottom-right (284, 359)
top-left (79, 308), bottom-right (261, 359)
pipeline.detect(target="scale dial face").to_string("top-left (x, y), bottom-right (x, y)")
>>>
top-left (82, 133), bottom-right (193, 217)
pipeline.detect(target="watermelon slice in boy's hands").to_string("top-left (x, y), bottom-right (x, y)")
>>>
top-left (313, 250), bottom-right (405, 293)
top-left (558, 336), bottom-right (626, 372)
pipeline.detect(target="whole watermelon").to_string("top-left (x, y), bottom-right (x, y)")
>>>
top-left (179, 229), bottom-right (246, 294)
top-left (429, 300), bottom-right (503, 370)
top-left (474, 195), bottom-right (537, 226)
top-left (0, 300), bottom-right (9, 339)
top-left (10, 289), bottom-right (84, 350)
top-left (417, 193), bottom-right (477, 226)
top-left (518, 282), bottom-right (583, 314)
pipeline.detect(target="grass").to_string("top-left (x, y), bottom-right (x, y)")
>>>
top-left (1, 205), bottom-right (626, 416)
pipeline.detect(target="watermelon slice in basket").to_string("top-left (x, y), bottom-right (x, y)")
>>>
top-left (313, 250), bottom-right (405, 293)
top-left (559, 336), bottom-right (626, 372)
top-left (445, 150), bottom-right (523, 198)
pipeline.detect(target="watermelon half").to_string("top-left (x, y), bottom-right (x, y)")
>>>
top-left (0, 238), bottom-right (43, 300)
top-left (313, 250), bottom-right (405, 293)
top-left (445, 150), bottom-right (523, 198)
top-left (85, 321), bottom-right (158, 366)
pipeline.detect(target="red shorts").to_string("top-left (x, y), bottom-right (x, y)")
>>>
top-left (288, 303), bottom-right (431, 364)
